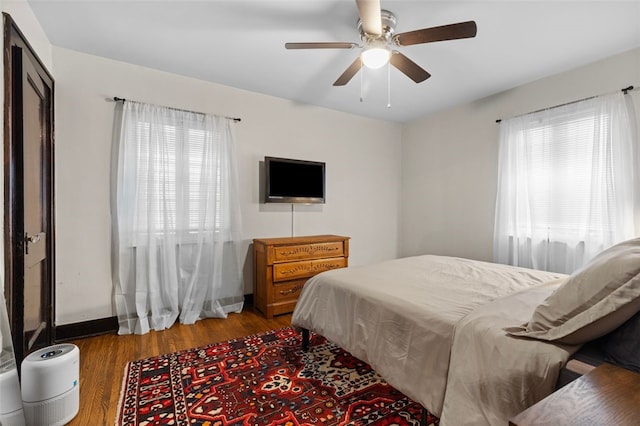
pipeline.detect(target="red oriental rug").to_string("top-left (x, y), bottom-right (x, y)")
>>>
top-left (116, 327), bottom-right (439, 425)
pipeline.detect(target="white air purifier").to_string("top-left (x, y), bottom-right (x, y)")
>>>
top-left (0, 362), bottom-right (25, 426)
top-left (1, 290), bottom-right (25, 426)
top-left (21, 344), bottom-right (79, 426)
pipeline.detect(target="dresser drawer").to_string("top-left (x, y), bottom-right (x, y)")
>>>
top-left (273, 257), bottom-right (347, 282)
top-left (273, 242), bottom-right (345, 262)
top-left (273, 279), bottom-right (306, 302)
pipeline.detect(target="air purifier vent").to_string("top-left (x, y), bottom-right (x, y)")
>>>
top-left (22, 385), bottom-right (79, 426)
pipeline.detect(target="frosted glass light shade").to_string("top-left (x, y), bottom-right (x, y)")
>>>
top-left (361, 46), bottom-right (390, 69)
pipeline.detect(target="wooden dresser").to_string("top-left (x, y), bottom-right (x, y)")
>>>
top-left (253, 235), bottom-right (349, 318)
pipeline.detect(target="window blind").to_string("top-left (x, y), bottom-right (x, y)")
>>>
top-left (133, 119), bottom-right (223, 234)
top-left (519, 109), bottom-right (613, 237)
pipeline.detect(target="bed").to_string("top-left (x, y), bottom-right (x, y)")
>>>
top-left (291, 238), bottom-right (640, 425)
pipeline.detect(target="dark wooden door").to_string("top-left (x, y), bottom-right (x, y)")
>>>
top-left (3, 13), bottom-right (55, 364)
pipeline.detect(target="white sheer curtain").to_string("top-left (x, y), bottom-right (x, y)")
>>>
top-left (112, 101), bottom-right (244, 335)
top-left (494, 92), bottom-right (637, 274)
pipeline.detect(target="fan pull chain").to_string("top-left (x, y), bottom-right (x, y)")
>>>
top-left (387, 60), bottom-right (391, 108)
top-left (360, 57), bottom-right (364, 103)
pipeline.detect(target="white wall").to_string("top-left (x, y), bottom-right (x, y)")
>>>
top-left (53, 47), bottom-right (402, 325)
top-left (2, 0), bottom-right (52, 70)
top-left (401, 47), bottom-right (640, 261)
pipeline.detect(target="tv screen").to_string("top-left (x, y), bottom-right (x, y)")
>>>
top-left (265, 156), bottom-right (325, 204)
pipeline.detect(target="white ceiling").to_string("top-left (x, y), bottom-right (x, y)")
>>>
top-left (28, 1), bottom-right (640, 122)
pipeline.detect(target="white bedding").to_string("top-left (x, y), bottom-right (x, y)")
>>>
top-left (440, 279), bottom-right (579, 425)
top-left (291, 255), bottom-right (565, 421)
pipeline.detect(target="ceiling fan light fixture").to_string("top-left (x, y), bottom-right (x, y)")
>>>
top-left (361, 44), bottom-right (391, 69)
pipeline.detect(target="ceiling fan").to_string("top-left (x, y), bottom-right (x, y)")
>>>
top-left (285, 0), bottom-right (477, 86)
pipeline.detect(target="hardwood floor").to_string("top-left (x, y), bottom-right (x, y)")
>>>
top-left (67, 307), bottom-right (293, 425)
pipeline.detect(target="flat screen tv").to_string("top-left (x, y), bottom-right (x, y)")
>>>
top-left (265, 156), bottom-right (325, 204)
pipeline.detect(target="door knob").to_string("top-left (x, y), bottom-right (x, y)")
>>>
top-left (24, 232), bottom-right (42, 255)
top-left (25, 233), bottom-right (41, 244)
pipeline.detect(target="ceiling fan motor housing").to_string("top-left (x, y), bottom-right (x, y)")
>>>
top-left (358, 9), bottom-right (396, 44)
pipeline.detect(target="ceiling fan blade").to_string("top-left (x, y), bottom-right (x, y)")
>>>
top-left (333, 57), bottom-right (363, 86)
top-left (394, 21), bottom-right (477, 46)
top-left (390, 51), bottom-right (431, 83)
top-left (356, 0), bottom-right (382, 36)
top-left (285, 42), bottom-right (358, 49)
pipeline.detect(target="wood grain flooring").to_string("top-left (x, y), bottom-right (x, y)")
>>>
top-left (67, 308), bottom-right (292, 426)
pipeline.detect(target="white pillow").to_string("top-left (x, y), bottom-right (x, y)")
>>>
top-left (505, 238), bottom-right (640, 344)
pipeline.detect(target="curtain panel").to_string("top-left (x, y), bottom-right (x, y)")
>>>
top-left (112, 101), bottom-right (244, 335)
top-left (494, 92), bottom-right (638, 274)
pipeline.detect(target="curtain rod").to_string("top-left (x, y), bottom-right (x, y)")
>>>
top-left (113, 97), bottom-right (241, 122)
top-left (495, 85), bottom-right (635, 124)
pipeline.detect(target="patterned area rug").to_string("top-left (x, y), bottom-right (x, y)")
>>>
top-left (116, 327), bottom-right (439, 425)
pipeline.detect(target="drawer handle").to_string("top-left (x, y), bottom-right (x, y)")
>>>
top-left (280, 284), bottom-right (303, 296)
top-left (279, 246), bottom-right (340, 257)
top-left (279, 262), bottom-right (342, 277)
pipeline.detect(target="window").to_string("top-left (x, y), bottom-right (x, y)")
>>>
top-left (494, 92), bottom-right (637, 273)
top-left (519, 110), bottom-right (611, 237)
top-left (133, 122), bottom-right (223, 234)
